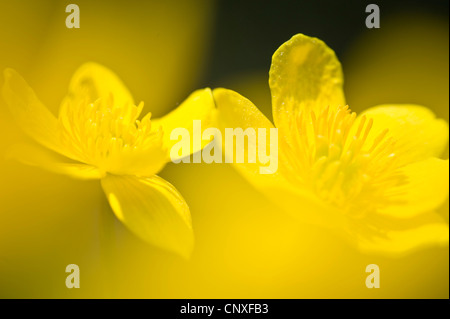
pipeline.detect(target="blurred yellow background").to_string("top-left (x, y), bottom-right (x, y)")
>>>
top-left (0, 0), bottom-right (448, 298)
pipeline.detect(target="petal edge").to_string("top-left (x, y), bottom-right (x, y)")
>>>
top-left (101, 174), bottom-right (194, 258)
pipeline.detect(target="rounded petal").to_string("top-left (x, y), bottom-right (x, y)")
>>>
top-left (358, 104), bottom-right (449, 166)
top-left (269, 34), bottom-right (345, 131)
top-left (7, 143), bottom-right (104, 180)
top-left (378, 158), bottom-right (449, 218)
top-left (152, 88), bottom-right (216, 161)
top-left (212, 88), bottom-right (284, 187)
top-left (101, 174), bottom-right (194, 258)
top-left (65, 62), bottom-right (134, 108)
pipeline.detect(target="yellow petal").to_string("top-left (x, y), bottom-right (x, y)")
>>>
top-left (101, 174), bottom-right (194, 258)
top-left (269, 34), bottom-right (345, 131)
top-left (214, 88), bottom-right (274, 131)
top-left (212, 88), bottom-right (284, 187)
top-left (378, 158), bottom-right (449, 218)
top-left (152, 88), bottom-right (216, 161)
top-left (106, 142), bottom-right (168, 177)
top-left (358, 104), bottom-right (449, 165)
top-left (7, 143), bottom-right (104, 180)
top-left (354, 212), bottom-right (449, 256)
top-left (64, 62), bottom-right (134, 107)
top-left (2, 69), bottom-right (63, 155)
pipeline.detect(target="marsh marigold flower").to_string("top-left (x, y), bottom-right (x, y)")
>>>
top-left (2, 63), bottom-right (215, 258)
top-left (213, 34), bottom-right (449, 255)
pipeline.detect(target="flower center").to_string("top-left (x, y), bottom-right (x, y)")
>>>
top-left (57, 95), bottom-right (162, 172)
top-left (282, 105), bottom-right (406, 215)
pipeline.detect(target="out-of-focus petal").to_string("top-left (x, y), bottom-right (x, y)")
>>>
top-left (2, 69), bottom-right (80, 161)
top-left (262, 182), bottom-right (347, 229)
top-left (26, 1), bottom-right (215, 117)
top-left (7, 143), bottom-right (104, 180)
top-left (101, 174), bottom-right (194, 258)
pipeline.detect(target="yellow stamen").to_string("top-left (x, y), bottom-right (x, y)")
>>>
top-left (282, 105), bottom-right (406, 215)
top-left (58, 95), bottom-right (163, 173)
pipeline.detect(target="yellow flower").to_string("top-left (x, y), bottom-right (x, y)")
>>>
top-left (213, 34), bottom-right (449, 255)
top-left (2, 63), bottom-right (215, 258)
